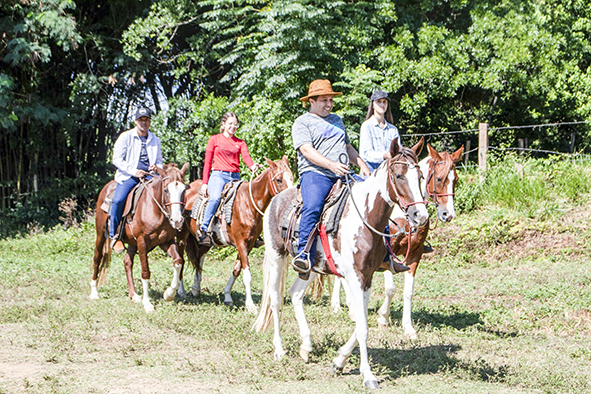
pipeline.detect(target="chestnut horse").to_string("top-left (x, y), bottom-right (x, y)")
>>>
top-left (177, 156), bottom-right (294, 312)
top-left (89, 163), bottom-right (189, 313)
top-left (253, 140), bottom-right (428, 389)
top-left (331, 144), bottom-right (464, 338)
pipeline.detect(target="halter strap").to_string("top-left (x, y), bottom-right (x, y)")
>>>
top-left (425, 160), bottom-right (455, 207)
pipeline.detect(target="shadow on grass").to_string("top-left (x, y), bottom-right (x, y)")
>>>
top-left (312, 337), bottom-right (509, 384)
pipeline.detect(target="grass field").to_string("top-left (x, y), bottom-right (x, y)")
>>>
top-left (1, 157), bottom-right (591, 393)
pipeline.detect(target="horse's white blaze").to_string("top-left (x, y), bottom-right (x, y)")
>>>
top-left (406, 164), bottom-right (428, 226)
top-left (283, 171), bottom-right (294, 188)
top-left (445, 170), bottom-right (456, 220)
top-left (167, 181), bottom-right (186, 229)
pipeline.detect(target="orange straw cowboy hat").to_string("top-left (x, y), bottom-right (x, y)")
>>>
top-left (300, 79), bottom-right (342, 103)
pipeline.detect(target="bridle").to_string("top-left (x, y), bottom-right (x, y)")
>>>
top-left (140, 175), bottom-right (186, 221)
top-left (424, 159), bottom-right (455, 230)
top-left (248, 165), bottom-right (282, 216)
top-left (343, 152), bottom-right (427, 238)
top-left (425, 160), bottom-right (455, 207)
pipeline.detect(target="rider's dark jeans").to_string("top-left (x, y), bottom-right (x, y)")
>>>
top-left (297, 171), bottom-right (339, 266)
top-left (109, 176), bottom-right (140, 239)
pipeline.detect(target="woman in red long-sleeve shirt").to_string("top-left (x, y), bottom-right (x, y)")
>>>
top-left (198, 112), bottom-right (259, 245)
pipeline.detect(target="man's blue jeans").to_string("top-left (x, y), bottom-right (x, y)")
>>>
top-left (109, 176), bottom-right (140, 239)
top-left (297, 171), bottom-right (339, 266)
top-left (200, 170), bottom-right (241, 233)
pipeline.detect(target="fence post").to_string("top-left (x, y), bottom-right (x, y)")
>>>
top-left (464, 140), bottom-right (471, 166)
top-left (478, 123), bottom-right (488, 177)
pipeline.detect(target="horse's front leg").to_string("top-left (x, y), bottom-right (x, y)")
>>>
top-left (223, 259), bottom-right (240, 307)
top-left (332, 278), bottom-right (379, 389)
top-left (288, 272), bottom-right (316, 362)
top-left (402, 265), bottom-right (418, 338)
top-left (330, 277), bottom-right (342, 313)
top-left (237, 242), bottom-right (258, 312)
top-left (377, 270), bottom-right (396, 329)
top-left (123, 245), bottom-right (140, 303)
top-left (160, 239), bottom-right (183, 302)
top-left (136, 238), bottom-right (154, 313)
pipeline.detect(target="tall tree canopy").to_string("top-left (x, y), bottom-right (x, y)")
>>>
top-left (1, 0), bottom-right (591, 235)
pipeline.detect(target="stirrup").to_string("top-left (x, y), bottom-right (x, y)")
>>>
top-left (291, 253), bottom-right (311, 274)
top-left (110, 239), bottom-right (125, 254)
top-left (199, 232), bottom-right (212, 246)
top-left (388, 255), bottom-right (410, 273)
top-left (423, 241), bottom-right (434, 254)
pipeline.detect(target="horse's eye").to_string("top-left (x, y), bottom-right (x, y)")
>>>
top-left (436, 177), bottom-right (443, 183)
top-left (164, 189), bottom-right (170, 194)
top-left (276, 178), bottom-right (282, 183)
top-left (396, 173), bottom-right (404, 180)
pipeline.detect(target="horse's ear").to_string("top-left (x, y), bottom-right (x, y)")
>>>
top-left (180, 162), bottom-right (190, 176)
top-left (451, 145), bottom-right (464, 163)
top-left (411, 137), bottom-right (424, 156)
top-left (389, 138), bottom-right (400, 158)
top-left (427, 144), bottom-right (441, 162)
top-left (282, 155), bottom-right (288, 163)
top-left (265, 157), bottom-right (276, 168)
top-left (156, 166), bottom-right (166, 177)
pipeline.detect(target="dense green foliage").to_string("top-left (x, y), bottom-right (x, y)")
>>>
top-left (2, 0), bottom-right (591, 234)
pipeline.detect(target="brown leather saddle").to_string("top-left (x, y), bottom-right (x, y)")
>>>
top-left (190, 180), bottom-right (243, 232)
top-left (279, 179), bottom-right (350, 258)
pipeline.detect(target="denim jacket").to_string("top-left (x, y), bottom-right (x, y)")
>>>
top-left (113, 127), bottom-right (163, 184)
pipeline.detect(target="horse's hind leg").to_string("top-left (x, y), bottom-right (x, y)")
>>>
top-left (402, 269), bottom-right (418, 338)
top-left (160, 240), bottom-right (183, 301)
top-left (377, 270), bottom-right (396, 329)
top-left (90, 216), bottom-right (111, 300)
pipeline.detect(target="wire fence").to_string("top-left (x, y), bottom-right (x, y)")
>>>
top-left (404, 120), bottom-right (591, 159)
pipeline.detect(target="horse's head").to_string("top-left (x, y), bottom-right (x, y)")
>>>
top-left (424, 144), bottom-right (464, 222)
top-left (156, 162), bottom-right (189, 230)
top-left (265, 155), bottom-right (294, 196)
top-left (386, 138), bottom-right (429, 228)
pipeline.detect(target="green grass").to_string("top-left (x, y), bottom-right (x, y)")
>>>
top-left (0, 157), bottom-right (590, 393)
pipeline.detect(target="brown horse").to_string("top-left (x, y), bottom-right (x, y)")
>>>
top-left (177, 156), bottom-right (294, 312)
top-left (253, 140), bottom-right (428, 389)
top-left (331, 144), bottom-right (464, 338)
top-left (89, 163), bottom-right (189, 313)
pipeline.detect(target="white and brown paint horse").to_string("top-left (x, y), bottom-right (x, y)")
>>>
top-left (177, 156), bottom-right (294, 312)
top-left (89, 163), bottom-right (189, 313)
top-left (253, 140), bottom-right (428, 389)
top-left (331, 144), bottom-right (464, 338)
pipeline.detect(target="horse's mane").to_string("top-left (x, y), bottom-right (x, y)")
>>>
top-left (162, 163), bottom-right (179, 171)
top-left (393, 147), bottom-right (418, 164)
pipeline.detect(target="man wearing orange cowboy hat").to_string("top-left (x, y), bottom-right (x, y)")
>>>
top-left (291, 79), bottom-right (371, 280)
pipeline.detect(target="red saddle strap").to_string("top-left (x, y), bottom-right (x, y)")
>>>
top-left (318, 223), bottom-right (343, 278)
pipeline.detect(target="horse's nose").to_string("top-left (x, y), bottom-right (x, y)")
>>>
top-left (410, 206), bottom-right (429, 227)
top-left (440, 210), bottom-right (449, 221)
top-left (170, 216), bottom-right (185, 230)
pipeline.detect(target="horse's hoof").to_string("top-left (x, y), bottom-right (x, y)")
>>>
top-left (191, 289), bottom-right (201, 297)
top-left (88, 293), bottom-right (99, 300)
top-left (364, 380), bottom-right (379, 390)
top-left (131, 294), bottom-right (142, 303)
top-left (330, 362), bottom-right (343, 374)
top-left (378, 322), bottom-right (389, 331)
top-left (405, 332), bottom-right (418, 340)
top-left (246, 304), bottom-right (258, 314)
top-left (144, 304), bottom-right (155, 313)
top-left (163, 289), bottom-right (175, 301)
top-left (274, 351), bottom-right (285, 361)
top-left (224, 301), bottom-right (233, 307)
top-left (299, 348), bottom-right (309, 363)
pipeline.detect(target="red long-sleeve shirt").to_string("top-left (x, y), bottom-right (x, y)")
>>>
top-left (202, 133), bottom-right (254, 184)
